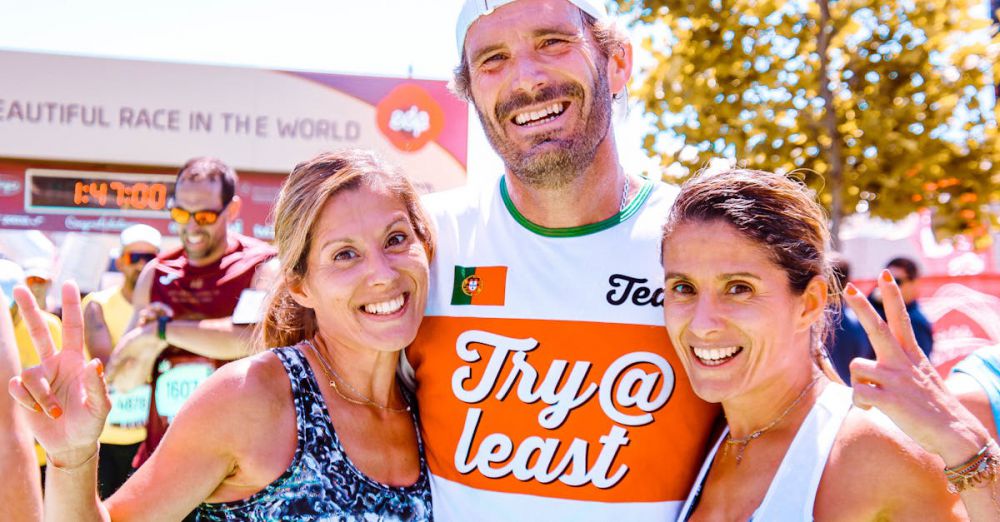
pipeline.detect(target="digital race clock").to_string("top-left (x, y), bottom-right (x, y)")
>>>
top-left (26, 169), bottom-right (175, 217)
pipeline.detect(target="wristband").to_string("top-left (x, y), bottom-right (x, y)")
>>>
top-left (156, 315), bottom-right (171, 341)
top-left (944, 439), bottom-right (1000, 494)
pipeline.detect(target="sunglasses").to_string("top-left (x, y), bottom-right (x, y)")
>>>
top-left (126, 252), bottom-right (157, 264)
top-left (169, 202), bottom-right (229, 226)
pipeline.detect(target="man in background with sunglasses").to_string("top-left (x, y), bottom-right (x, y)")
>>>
top-left (105, 157), bottom-right (277, 490)
top-left (80, 224), bottom-right (161, 498)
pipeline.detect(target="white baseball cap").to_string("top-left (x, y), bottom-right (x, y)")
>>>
top-left (120, 224), bottom-right (162, 250)
top-left (455, 0), bottom-right (609, 55)
top-left (22, 257), bottom-right (53, 281)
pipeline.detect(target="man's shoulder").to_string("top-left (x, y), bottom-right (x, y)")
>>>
top-left (422, 179), bottom-right (496, 215)
top-left (230, 233), bottom-right (277, 259)
top-left (81, 285), bottom-right (121, 307)
top-left (907, 301), bottom-right (931, 323)
top-left (632, 177), bottom-right (678, 220)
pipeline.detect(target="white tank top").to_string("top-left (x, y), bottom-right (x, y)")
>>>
top-left (678, 383), bottom-right (854, 521)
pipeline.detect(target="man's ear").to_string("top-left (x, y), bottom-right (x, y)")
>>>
top-left (226, 195), bottom-right (242, 220)
top-left (606, 39), bottom-right (632, 97)
top-left (798, 275), bottom-right (829, 332)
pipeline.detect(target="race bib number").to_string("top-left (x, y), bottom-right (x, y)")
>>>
top-left (106, 384), bottom-right (151, 428)
top-left (155, 363), bottom-right (214, 421)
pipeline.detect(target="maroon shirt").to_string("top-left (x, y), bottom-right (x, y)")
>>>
top-left (133, 233), bottom-right (275, 467)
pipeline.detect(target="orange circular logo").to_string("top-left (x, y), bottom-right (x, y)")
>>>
top-left (376, 83), bottom-right (445, 153)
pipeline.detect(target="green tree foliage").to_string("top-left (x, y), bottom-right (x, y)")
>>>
top-left (623, 0), bottom-right (1000, 245)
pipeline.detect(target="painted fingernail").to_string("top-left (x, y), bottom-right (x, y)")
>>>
top-left (50, 406), bottom-right (63, 419)
top-left (96, 360), bottom-right (105, 378)
top-left (881, 270), bottom-right (894, 282)
top-left (33, 403), bottom-right (43, 413)
top-left (845, 284), bottom-right (858, 296)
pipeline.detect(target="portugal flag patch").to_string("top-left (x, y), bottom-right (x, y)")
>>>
top-left (451, 265), bottom-right (507, 306)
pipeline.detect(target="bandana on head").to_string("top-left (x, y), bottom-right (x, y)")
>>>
top-left (455, 0), bottom-right (609, 55)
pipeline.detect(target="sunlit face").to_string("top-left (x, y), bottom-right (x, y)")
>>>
top-left (292, 182), bottom-right (429, 354)
top-left (118, 242), bottom-right (160, 286)
top-left (173, 178), bottom-right (237, 265)
top-left (661, 220), bottom-right (823, 404)
top-left (463, 0), bottom-right (618, 187)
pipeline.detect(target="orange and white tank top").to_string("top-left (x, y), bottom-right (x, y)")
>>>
top-left (405, 177), bottom-right (719, 521)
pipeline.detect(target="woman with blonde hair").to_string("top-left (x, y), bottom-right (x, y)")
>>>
top-left (661, 168), bottom-right (998, 520)
top-left (8, 149), bottom-right (434, 520)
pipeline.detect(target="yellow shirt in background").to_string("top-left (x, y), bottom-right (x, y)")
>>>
top-left (82, 286), bottom-right (151, 446)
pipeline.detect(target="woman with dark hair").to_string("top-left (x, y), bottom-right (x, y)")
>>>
top-left (661, 168), bottom-right (998, 520)
top-left (8, 149), bottom-right (434, 520)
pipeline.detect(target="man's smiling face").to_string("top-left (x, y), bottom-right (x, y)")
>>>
top-left (463, 0), bottom-right (614, 188)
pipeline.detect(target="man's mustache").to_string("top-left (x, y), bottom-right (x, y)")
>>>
top-left (494, 82), bottom-right (585, 123)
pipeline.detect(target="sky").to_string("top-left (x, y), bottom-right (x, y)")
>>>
top-left (0, 0), bottom-right (656, 183)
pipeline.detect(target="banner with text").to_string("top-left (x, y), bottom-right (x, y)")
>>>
top-left (0, 50), bottom-right (468, 194)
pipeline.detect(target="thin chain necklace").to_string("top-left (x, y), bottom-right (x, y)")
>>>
top-left (619, 175), bottom-right (630, 212)
top-left (723, 375), bottom-right (820, 466)
top-left (303, 339), bottom-right (410, 413)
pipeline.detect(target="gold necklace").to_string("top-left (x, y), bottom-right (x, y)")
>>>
top-left (723, 375), bottom-right (820, 466)
top-left (304, 339), bottom-right (410, 413)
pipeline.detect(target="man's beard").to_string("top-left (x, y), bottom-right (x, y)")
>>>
top-left (182, 231), bottom-right (222, 262)
top-left (476, 71), bottom-right (613, 190)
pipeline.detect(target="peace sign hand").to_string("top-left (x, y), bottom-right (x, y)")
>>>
top-left (6, 281), bottom-right (111, 468)
top-left (843, 270), bottom-right (990, 466)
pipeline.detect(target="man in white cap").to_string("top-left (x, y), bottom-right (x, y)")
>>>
top-left (403, 1), bottom-right (717, 520)
top-left (80, 224), bottom-right (161, 498)
top-left (22, 257), bottom-right (54, 313)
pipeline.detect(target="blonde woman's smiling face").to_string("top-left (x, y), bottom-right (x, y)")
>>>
top-left (291, 182), bottom-right (429, 354)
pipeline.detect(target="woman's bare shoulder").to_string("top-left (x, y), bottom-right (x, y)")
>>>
top-left (171, 349), bottom-right (294, 435)
top-left (819, 407), bottom-right (962, 520)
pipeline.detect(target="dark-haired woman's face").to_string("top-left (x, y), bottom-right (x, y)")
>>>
top-left (661, 220), bottom-right (823, 404)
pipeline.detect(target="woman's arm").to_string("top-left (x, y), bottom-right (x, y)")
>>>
top-left (0, 290), bottom-right (42, 521)
top-left (105, 362), bottom-right (262, 520)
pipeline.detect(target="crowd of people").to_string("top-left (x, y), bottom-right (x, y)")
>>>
top-left (2, 0), bottom-right (999, 520)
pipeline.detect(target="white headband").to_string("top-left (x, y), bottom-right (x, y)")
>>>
top-left (455, 0), bottom-right (609, 55)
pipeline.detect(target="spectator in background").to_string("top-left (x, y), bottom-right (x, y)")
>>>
top-left (826, 252), bottom-right (872, 383)
top-left (22, 257), bottom-right (54, 314)
top-left (105, 157), bottom-right (278, 499)
top-left (869, 257), bottom-right (934, 357)
top-left (0, 259), bottom-right (62, 477)
top-left (81, 224), bottom-right (161, 499)
top-left (0, 284), bottom-right (42, 521)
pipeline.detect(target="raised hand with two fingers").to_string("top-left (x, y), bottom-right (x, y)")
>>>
top-left (7, 281), bottom-right (111, 470)
top-left (843, 270), bottom-right (999, 517)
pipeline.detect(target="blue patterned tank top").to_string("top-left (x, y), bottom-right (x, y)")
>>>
top-left (196, 345), bottom-right (432, 521)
